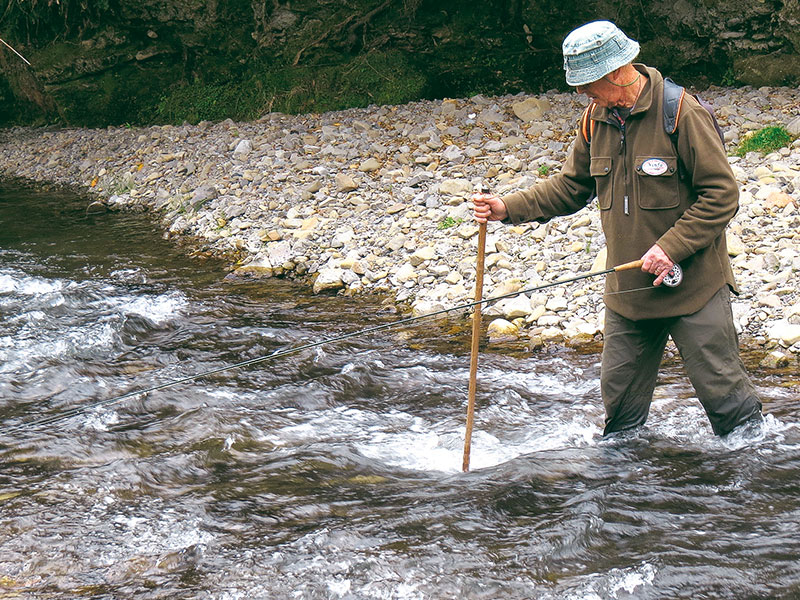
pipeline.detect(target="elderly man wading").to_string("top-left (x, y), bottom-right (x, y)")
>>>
top-left (473, 21), bottom-right (763, 436)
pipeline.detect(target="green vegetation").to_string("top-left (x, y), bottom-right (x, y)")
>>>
top-left (155, 50), bottom-right (426, 124)
top-left (437, 216), bottom-right (463, 230)
top-left (537, 164), bottom-right (551, 177)
top-left (734, 126), bottom-right (793, 157)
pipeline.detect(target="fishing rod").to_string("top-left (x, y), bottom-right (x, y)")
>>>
top-left (0, 37), bottom-right (31, 66)
top-left (2, 258), bottom-right (681, 436)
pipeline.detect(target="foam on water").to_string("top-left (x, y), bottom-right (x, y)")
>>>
top-left (261, 400), bottom-right (601, 473)
top-left (0, 270), bottom-right (64, 297)
top-left (0, 264), bottom-right (188, 373)
top-left (555, 562), bottom-right (657, 600)
top-left (118, 291), bottom-right (187, 325)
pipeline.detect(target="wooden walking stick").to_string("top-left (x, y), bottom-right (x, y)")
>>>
top-left (462, 220), bottom-right (487, 472)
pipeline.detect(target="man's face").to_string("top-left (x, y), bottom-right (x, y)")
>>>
top-left (575, 77), bottom-right (624, 109)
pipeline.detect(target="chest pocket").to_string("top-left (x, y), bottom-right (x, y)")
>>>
top-left (635, 156), bottom-right (680, 209)
top-left (590, 157), bottom-right (613, 210)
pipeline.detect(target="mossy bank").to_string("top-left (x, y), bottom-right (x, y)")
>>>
top-left (2, 0), bottom-right (800, 128)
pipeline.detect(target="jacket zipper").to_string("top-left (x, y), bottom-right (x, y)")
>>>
top-left (619, 119), bottom-right (630, 215)
top-left (606, 112), bottom-right (631, 216)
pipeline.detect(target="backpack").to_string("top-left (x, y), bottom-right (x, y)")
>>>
top-left (580, 78), bottom-right (725, 149)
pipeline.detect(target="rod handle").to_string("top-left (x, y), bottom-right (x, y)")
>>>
top-left (613, 259), bottom-right (644, 272)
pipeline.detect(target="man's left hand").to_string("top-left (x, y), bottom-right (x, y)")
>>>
top-left (641, 244), bottom-right (675, 286)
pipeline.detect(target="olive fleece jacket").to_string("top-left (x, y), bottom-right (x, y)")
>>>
top-left (502, 65), bottom-right (738, 320)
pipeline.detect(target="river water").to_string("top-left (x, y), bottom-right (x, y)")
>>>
top-left (1, 181), bottom-right (799, 599)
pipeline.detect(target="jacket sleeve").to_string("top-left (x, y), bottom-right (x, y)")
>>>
top-left (501, 131), bottom-right (596, 224)
top-left (655, 100), bottom-right (739, 263)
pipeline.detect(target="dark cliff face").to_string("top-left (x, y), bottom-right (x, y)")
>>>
top-left (1, 0), bottom-right (798, 127)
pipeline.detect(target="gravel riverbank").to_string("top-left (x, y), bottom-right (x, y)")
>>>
top-left (1, 85), bottom-right (799, 364)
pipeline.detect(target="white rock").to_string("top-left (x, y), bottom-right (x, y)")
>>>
top-left (335, 173), bottom-right (358, 192)
top-left (767, 320), bottom-right (800, 346)
top-left (313, 268), bottom-right (345, 293)
top-left (487, 318), bottom-right (519, 342)
top-left (233, 139), bottom-right (252, 159)
top-left (727, 232), bottom-right (745, 256)
top-left (393, 263), bottom-right (417, 283)
top-left (358, 158), bottom-right (381, 172)
top-left (411, 299), bottom-right (447, 317)
top-left (438, 179), bottom-right (472, 197)
top-left (545, 296), bottom-right (569, 311)
top-left (497, 295), bottom-right (533, 319)
top-left (410, 246), bottom-right (436, 266)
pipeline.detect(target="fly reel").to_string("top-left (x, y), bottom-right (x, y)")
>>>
top-left (662, 264), bottom-right (683, 287)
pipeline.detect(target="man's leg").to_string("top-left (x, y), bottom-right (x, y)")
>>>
top-left (669, 286), bottom-right (763, 436)
top-left (601, 308), bottom-right (670, 435)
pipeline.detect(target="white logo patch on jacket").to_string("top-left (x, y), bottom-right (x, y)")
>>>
top-left (642, 158), bottom-right (669, 176)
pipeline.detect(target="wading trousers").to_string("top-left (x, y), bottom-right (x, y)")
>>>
top-left (601, 285), bottom-right (763, 436)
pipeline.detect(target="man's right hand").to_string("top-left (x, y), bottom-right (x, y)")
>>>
top-left (472, 193), bottom-right (508, 223)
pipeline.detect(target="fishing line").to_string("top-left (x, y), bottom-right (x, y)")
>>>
top-left (2, 262), bottom-right (671, 435)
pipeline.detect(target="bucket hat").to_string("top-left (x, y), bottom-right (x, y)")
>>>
top-left (562, 21), bottom-right (640, 86)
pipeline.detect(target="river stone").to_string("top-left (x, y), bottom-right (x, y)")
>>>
top-left (787, 116), bottom-right (800, 137)
top-left (233, 254), bottom-right (274, 278)
top-left (359, 158), bottom-right (381, 172)
top-left (541, 327), bottom-right (565, 343)
top-left (442, 145), bottom-right (465, 163)
top-left (497, 296), bottom-right (533, 319)
top-left (335, 173), bottom-right (358, 192)
top-left (410, 246), bottom-right (436, 266)
top-left (438, 178), bottom-right (472, 197)
top-left (766, 191), bottom-right (794, 210)
top-left (387, 234), bottom-right (406, 251)
top-left (761, 349), bottom-right (791, 368)
top-left (484, 140), bottom-right (507, 152)
top-left (512, 98), bottom-right (552, 122)
top-left (191, 185), bottom-right (217, 208)
top-left (331, 227), bottom-right (354, 248)
top-left (545, 296), bottom-right (569, 312)
top-left (487, 318), bottom-right (519, 342)
top-left (411, 299), bottom-right (447, 317)
top-left (86, 201), bottom-right (108, 214)
top-left (727, 232), bottom-right (745, 256)
top-left (313, 268), bottom-right (345, 293)
top-left (477, 106), bottom-right (504, 124)
top-left (768, 320), bottom-right (800, 346)
top-left (393, 263), bottom-right (417, 283)
top-left (233, 139), bottom-right (252, 159)
top-left (457, 224), bottom-right (479, 239)
top-left (265, 240), bottom-right (292, 266)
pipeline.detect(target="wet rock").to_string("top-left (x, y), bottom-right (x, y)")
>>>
top-left (761, 349), bottom-right (791, 368)
top-left (487, 318), bottom-right (519, 342)
top-left (313, 268), bottom-right (345, 293)
top-left (234, 255), bottom-right (275, 278)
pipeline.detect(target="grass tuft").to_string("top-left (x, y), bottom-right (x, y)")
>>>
top-left (734, 126), bottom-right (793, 157)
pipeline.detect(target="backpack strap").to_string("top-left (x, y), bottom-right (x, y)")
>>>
top-left (663, 76), bottom-right (725, 147)
top-left (662, 77), bottom-right (686, 145)
top-left (580, 102), bottom-right (597, 144)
